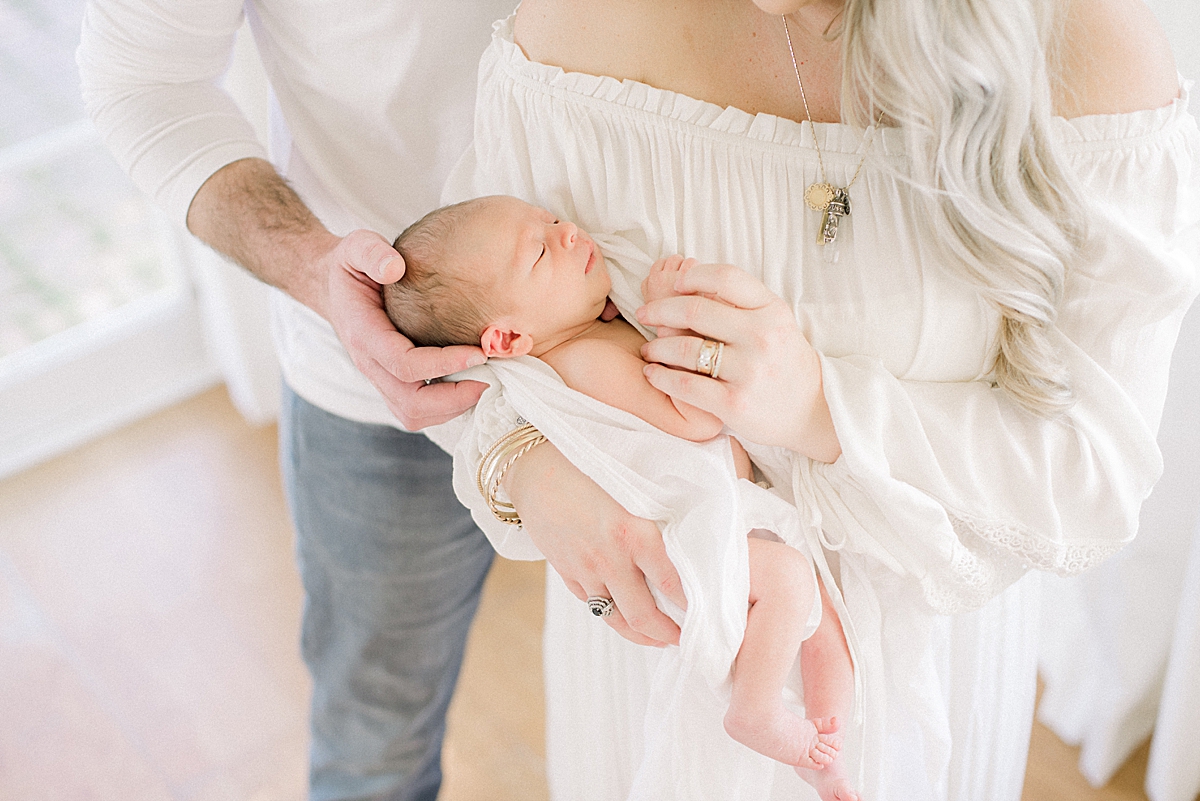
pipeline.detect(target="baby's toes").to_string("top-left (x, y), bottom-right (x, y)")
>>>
top-left (813, 716), bottom-right (840, 734)
top-left (818, 732), bottom-right (844, 752)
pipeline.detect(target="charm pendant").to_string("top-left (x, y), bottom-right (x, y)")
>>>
top-left (804, 182), bottom-right (837, 211)
top-left (818, 187), bottom-right (851, 263)
top-left (818, 187), bottom-right (851, 246)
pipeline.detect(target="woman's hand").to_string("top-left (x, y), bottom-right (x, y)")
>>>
top-left (504, 441), bottom-right (687, 647)
top-left (636, 262), bottom-right (842, 463)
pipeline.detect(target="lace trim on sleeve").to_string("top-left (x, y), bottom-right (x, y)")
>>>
top-left (923, 513), bottom-right (1130, 613)
top-left (949, 512), bottom-right (1129, 575)
top-left (920, 525), bottom-right (1029, 614)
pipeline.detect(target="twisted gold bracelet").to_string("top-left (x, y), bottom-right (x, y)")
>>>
top-left (476, 422), bottom-right (547, 526)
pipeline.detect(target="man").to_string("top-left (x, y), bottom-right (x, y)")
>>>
top-left (77, 1), bottom-right (684, 797)
top-left (78, 3), bottom-right (506, 798)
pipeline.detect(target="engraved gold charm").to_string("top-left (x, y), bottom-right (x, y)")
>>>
top-left (804, 182), bottom-right (836, 211)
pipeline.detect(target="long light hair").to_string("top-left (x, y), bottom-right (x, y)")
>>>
top-left (840, 0), bottom-right (1085, 415)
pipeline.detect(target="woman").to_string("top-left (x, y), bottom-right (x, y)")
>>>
top-left (437, 0), bottom-right (1199, 798)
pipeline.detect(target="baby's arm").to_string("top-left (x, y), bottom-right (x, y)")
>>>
top-left (546, 338), bottom-right (724, 442)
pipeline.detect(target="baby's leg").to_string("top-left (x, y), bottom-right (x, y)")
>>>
top-left (724, 539), bottom-right (841, 770)
top-left (794, 581), bottom-right (860, 801)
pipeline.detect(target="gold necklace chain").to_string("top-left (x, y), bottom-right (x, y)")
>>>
top-left (782, 14), bottom-right (882, 254)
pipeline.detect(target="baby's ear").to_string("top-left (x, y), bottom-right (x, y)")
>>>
top-left (480, 324), bottom-right (534, 359)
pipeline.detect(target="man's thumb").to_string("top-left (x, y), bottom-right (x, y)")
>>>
top-left (345, 229), bottom-right (406, 284)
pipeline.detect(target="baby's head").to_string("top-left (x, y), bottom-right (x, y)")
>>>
top-left (384, 195), bottom-right (610, 359)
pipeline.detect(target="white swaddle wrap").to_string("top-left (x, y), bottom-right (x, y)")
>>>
top-left (449, 353), bottom-right (845, 797)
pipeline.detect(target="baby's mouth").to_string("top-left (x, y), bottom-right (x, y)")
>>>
top-left (584, 241), bottom-right (596, 273)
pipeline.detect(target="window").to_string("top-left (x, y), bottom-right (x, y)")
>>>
top-left (0, 0), bottom-right (218, 478)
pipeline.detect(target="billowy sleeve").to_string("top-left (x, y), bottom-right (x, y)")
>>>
top-left (77, 0), bottom-right (265, 228)
top-left (801, 94), bottom-right (1200, 612)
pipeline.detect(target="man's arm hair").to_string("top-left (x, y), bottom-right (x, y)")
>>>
top-left (186, 157), bottom-right (342, 319)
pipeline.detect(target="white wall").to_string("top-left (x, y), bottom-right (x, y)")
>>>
top-left (1144, 0), bottom-right (1200, 84)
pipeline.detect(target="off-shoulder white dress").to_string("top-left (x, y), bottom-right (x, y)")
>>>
top-left (434, 15), bottom-right (1200, 801)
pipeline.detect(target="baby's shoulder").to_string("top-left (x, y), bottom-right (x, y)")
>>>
top-left (542, 322), bottom-right (647, 393)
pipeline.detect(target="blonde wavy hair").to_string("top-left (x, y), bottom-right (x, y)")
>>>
top-left (840, 0), bottom-right (1086, 415)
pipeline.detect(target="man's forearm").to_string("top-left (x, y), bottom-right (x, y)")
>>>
top-left (186, 157), bottom-right (340, 319)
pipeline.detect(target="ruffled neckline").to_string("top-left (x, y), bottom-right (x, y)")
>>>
top-left (1052, 80), bottom-right (1195, 150)
top-left (492, 14), bottom-right (1193, 158)
top-left (491, 15), bottom-right (906, 161)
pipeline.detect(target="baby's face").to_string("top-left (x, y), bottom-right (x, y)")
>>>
top-left (455, 196), bottom-right (611, 343)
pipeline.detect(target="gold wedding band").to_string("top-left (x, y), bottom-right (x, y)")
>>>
top-left (710, 341), bottom-right (725, 380)
top-left (696, 339), bottom-right (724, 378)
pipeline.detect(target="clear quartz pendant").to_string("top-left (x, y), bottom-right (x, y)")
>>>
top-left (823, 240), bottom-right (840, 264)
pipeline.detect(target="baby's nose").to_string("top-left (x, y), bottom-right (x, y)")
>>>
top-left (559, 221), bottom-right (578, 247)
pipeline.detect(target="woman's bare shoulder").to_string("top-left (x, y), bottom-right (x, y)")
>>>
top-left (1053, 0), bottom-right (1178, 118)
top-left (515, 0), bottom-right (680, 82)
top-left (512, 0), bottom-right (774, 110)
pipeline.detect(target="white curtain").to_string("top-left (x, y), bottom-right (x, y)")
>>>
top-left (1038, 299), bottom-right (1200, 801)
top-left (1146, 523), bottom-right (1200, 801)
top-left (1037, 8), bottom-right (1200, 800)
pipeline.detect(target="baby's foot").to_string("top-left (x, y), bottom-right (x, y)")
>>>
top-left (723, 706), bottom-right (841, 769)
top-left (797, 716), bottom-right (843, 769)
top-left (796, 762), bottom-right (861, 801)
top-left (796, 732), bottom-right (860, 801)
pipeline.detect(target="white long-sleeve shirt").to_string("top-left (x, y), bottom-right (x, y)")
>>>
top-left (78, 0), bottom-right (514, 425)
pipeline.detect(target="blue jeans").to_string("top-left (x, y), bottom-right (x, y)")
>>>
top-left (279, 386), bottom-right (493, 801)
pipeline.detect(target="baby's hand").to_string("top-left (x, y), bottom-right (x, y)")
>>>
top-left (642, 255), bottom-right (696, 303)
top-left (642, 255), bottom-right (696, 338)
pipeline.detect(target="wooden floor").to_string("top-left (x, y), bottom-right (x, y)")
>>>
top-left (0, 386), bottom-right (1155, 800)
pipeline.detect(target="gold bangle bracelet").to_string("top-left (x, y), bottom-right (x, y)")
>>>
top-left (477, 423), bottom-right (547, 526)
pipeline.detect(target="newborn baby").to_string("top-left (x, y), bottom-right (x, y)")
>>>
top-left (384, 195), bottom-right (858, 801)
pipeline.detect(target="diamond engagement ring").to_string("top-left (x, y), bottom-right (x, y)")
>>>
top-left (587, 596), bottom-right (616, 618)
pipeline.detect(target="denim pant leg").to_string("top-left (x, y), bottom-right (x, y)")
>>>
top-left (279, 386), bottom-right (493, 801)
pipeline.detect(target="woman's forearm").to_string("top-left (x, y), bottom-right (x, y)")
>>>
top-left (795, 350), bottom-right (842, 464)
top-left (501, 438), bottom-right (687, 647)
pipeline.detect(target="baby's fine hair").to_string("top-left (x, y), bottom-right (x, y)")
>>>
top-left (383, 198), bottom-right (495, 348)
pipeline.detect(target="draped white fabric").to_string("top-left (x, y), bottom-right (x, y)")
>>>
top-left (450, 355), bottom-right (852, 799)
